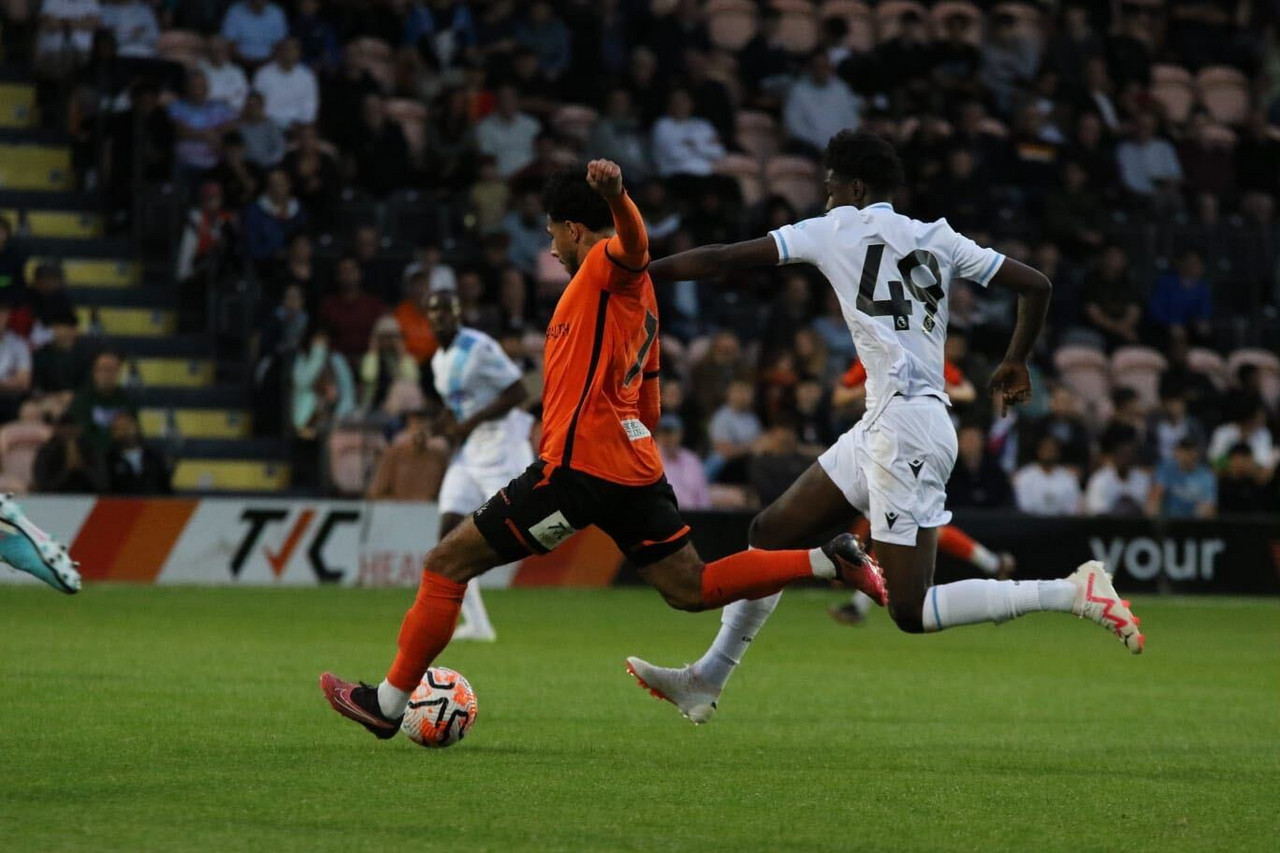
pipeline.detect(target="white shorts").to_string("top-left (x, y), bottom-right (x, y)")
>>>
top-left (818, 395), bottom-right (958, 546)
top-left (439, 443), bottom-right (535, 517)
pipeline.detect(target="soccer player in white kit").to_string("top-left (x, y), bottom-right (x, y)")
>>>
top-left (626, 131), bottom-right (1144, 724)
top-left (427, 291), bottom-right (533, 642)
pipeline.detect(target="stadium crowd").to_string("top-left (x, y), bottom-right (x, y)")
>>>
top-left (3, 0), bottom-right (1279, 515)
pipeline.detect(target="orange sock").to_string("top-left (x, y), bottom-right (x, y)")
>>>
top-left (938, 525), bottom-right (977, 561)
top-left (701, 549), bottom-right (815, 609)
top-left (386, 570), bottom-right (467, 691)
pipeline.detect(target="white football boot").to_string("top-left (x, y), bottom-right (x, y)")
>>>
top-left (625, 657), bottom-right (721, 725)
top-left (1067, 560), bottom-right (1144, 654)
top-left (451, 622), bottom-right (497, 642)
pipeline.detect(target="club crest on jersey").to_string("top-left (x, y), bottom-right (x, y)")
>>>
top-left (529, 511), bottom-right (576, 550)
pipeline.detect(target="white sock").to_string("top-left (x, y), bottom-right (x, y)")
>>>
top-left (458, 582), bottom-right (495, 637)
top-left (808, 547), bottom-right (836, 579)
top-left (848, 591), bottom-right (872, 616)
top-left (970, 543), bottom-right (1000, 575)
top-left (377, 679), bottom-right (411, 719)
top-left (692, 591), bottom-right (782, 690)
top-left (922, 579), bottom-right (1077, 632)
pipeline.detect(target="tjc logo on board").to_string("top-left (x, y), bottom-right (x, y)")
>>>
top-left (231, 508), bottom-right (360, 582)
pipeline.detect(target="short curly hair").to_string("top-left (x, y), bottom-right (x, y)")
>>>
top-left (824, 130), bottom-right (905, 195)
top-left (540, 169), bottom-right (613, 232)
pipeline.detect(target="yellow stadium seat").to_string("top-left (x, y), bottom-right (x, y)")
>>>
top-left (76, 306), bottom-right (175, 336)
top-left (139, 408), bottom-right (253, 439)
top-left (173, 460), bottom-right (291, 492)
top-left (0, 145), bottom-right (73, 191)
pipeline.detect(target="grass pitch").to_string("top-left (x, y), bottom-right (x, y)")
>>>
top-left (2, 586), bottom-right (1277, 852)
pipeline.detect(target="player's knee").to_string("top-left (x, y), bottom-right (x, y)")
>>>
top-left (888, 599), bottom-right (926, 634)
top-left (423, 544), bottom-right (471, 583)
top-left (747, 509), bottom-right (783, 550)
top-left (650, 564), bottom-right (706, 612)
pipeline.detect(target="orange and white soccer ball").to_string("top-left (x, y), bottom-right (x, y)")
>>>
top-left (401, 667), bottom-right (477, 748)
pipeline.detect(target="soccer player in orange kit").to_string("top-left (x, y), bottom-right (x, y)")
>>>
top-left (320, 161), bottom-right (887, 739)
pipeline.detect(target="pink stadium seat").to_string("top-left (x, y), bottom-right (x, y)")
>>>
top-left (875, 1), bottom-right (929, 42)
top-left (735, 110), bottom-right (780, 159)
top-left (716, 154), bottom-right (765, 206)
top-left (1186, 347), bottom-right (1229, 391)
top-left (1199, 123), bottom-right (1238, 148)
top-left (0, 422), bottom-right (52, 490)
top-left (929, 1), bottom-right (983, 46)
top-left (820, 0), bottom-right (874, 52)
top-left (1200, 84), bottom-right (1250, 126)
top-left (1110, 346), bottom-right (1168, 412)
top-left (551, 104), bottom-right (599, 147)
top-left (1226, 348), bottom-right (1280, 409)
top-left (993, 2), bottom-right (1043, 40)
top-left (1053, 345), bottom-right (1111, 425)
top-left (327, 429), bottom-right (387, 496)
top-left (1196, 66), bottom-right (1249, 90)
top-left (974, 116), bottom-right (1007, 137)
top-left (765, 156), bottom-right (821, 212)
top-left (1151, 63), bottom-right (1193, 87)
top-left (1151, 83), bottom-right (1195, 125)
top-left (771, 0), bottom-right (820, 53)
top-left (707, 0), bottom-right (759, 51)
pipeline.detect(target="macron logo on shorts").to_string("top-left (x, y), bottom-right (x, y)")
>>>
top-left (529, 511), bottom-right (576, 550)
top-left (908, 459), bottom-right (924, 479)
top-left (884, 512), bottom-right (899, 530)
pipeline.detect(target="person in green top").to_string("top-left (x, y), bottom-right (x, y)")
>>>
top-left (69, 350), bottom-right (139, 456)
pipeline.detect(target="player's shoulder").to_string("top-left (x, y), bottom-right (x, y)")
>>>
top-left (456, 326), bottom-right (499, 351)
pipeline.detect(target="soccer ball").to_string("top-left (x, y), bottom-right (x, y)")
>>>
top-left (400, 667), bottom-right (477, 748)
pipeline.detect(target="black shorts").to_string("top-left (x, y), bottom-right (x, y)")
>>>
top-left (473, 460), bottom-right (692, 567)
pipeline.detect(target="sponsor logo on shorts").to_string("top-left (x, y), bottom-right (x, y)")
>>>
top-left (908, 459), bottom-right (924, 479)
top-left (621, 418), bottom-right (651, 440)
top-left (529, 511), bottom-right (577, 550)
top-left (884, 512), bottom-right (899, 530)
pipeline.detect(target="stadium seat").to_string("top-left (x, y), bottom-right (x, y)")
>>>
top-left (384, 98), bottom-right (428, 162)
top-left (1226, 348), bottom-right (1280, 409)
top-left (1199, 123), bottom-right (1238, 148)
top-left (1187, 347), bottom-right (1229, 392)
top-left (715, 154), bottom-right (765, 206)
top-left (929, 1), bottom-right (983, 46)
top-left (1199, 80), bottom-right (1250, 125)
top-left (993, 2), bottom-right (1044, 40)
top-left (0, 422), bottom-right (52, 489)
top-left (382, 378), bottom-right (425, 416)
top-left (974, 116), bottom-right (1007, 137)
top-left (771, 0), bottom-right (820, 53)
top-left (1053, 345), bottom-right (1111, 424)
top-left (735, 111), bottom-right (780, 159)
top-left (706, 0), bottom-right (758, 51)
top-left (551, 104), bottom-right (599, 147)
top-left (1151, 82), bottom-right (1195, 125)
top-left (327, 429), bottom-right (388, 496)
top-left (765, 156), bottom-right (822, 213)
top-left (1110, 346), bottom-right (1168, 411)
top-left (874, 1), bottom-right (929, 42)
top-left (819, 0), bottom-right (875, 52)
top-left (155, 30), bottom-right (207, 66)
top-left (1151, 63), bottom-right (1193, 87)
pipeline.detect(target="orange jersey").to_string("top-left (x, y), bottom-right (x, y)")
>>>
top-left (841, 358), bottom-right (963, 388)
top-left (539, 239), bottom-right (663, 486)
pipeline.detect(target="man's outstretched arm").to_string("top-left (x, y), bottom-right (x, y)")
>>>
top-left (987, 257), bottom-right (1052, 415)
top-left (587, 159), bottom-right (649, 270)
top-left (648, 237), bottom-right (781, 282)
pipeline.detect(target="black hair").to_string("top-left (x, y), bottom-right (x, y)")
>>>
top-left (824, 131), bottom-right (905, 194)
top-left (540, 169), bottom-right (613, 232)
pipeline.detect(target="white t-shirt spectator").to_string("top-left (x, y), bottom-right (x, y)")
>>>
top-left (199, 59), bottom-right (249, 113)
top-left (0, 331), bottom-right (32, 385)
top-left (99, 1), bottom-right (158, 58)
top-left (1208, 422), bottom-right (1276, 469)
top-left (220, 1), bottom-right (288, 64)
top-left (651, 116), bottom-right (724, 177)
top-left (38, 0), bottom-right (101, 56)
top-left (475, 111), bottom-right (541, 178)
top-left (1014, 463), bottom-right (1082, 516)
top-left (252, 61), bottom-right (319, 129)
top-left (1084, 465), bottom-right (1153, 515)
top-left (783, 75), bottom-right (861, 153)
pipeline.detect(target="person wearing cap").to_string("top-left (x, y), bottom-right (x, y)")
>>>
top-left (1146, 437), bottom-right (1216, 519)
top-left (427, 290), bottom-right (532, 642)
top-left (655, 413), bottom-right (710, 510)
top-left (360, 315), bottom-right (421, 415)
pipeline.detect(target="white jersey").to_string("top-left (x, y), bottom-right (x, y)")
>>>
top-left (431, 327), bottom-right (529, 469)
top-left (770, 203), bottom-right (1004, 419)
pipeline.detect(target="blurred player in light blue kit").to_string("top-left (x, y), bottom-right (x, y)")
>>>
top-left (427, 291), bottom-right (532, 641)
